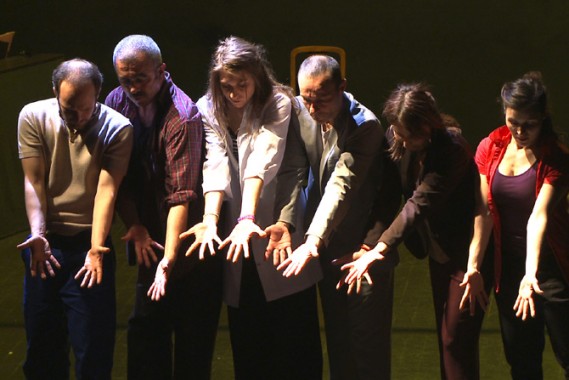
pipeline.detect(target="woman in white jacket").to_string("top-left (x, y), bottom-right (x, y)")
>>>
top-left (182, 36), bottom-right (322, 380)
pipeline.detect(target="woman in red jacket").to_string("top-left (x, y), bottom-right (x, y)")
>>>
top-left (461, 72), bottom-right (569, 379)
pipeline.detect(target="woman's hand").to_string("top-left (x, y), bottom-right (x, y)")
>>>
top-left (459, 270), bottom-right (489, 315)
top-left (513, 275), bottom-right (543, 320)
top-left (180, 221), bottom-right (222, 260)
top-left (339, 248), bottom-right (385, 287)
top-left (220, 219), bottom-right (266, 262)
top-left (334, 248), bottom-right (372, 294)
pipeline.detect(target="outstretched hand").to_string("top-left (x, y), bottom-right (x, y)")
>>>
top-left (264, 223), bottom-right (292, 266)
top-left (17, 235), bottom-right (61, 279)
top-left (180, 222), bottom-right (222, 260)
top-left (459, 270), bottom-right (489, 316)
top-left (334, 248), bottom-right (372, 294)
top-left (147, 258), bottom-right (173, 301)
top-left (339, 249), bottom-right (385, 287)
top-left (121, 224), bottom-right (164, 268)
top-left (277, 241), bottom-right (319, 277)
top-left (75, 245), bottom-right (110, 288)
top-left (513, 275), bottom-right (543, 320)
top-left (220, 220), bottom-right (267, 262)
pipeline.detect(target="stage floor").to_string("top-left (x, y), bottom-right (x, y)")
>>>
top-left (0, 223), bottom-right (563, 379)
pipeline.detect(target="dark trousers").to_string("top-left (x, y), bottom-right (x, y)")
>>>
top-left (21, 232), bottom-right (116, 380)
top-left (319, 262), bottom-right (394, 380)
top-left (127, 255), bottom-right (222, 380)
top-left (429, 258), bottom-right (489, 380)
top-left (495, 253), bottom-right (569, 380)
top-left (227, 258), bottom-right (322, 380)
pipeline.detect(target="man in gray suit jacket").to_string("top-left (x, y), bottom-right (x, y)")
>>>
top-left (266, 55), bottom-right (401, 380)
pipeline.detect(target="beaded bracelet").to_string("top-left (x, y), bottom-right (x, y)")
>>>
top-left (237, 214), bottom-right (255, 223)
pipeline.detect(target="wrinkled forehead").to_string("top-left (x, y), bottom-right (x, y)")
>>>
top-left (115, 51), bottom-right (155, 71)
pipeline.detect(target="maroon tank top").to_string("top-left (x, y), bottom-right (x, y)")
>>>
top-left (492, 163), bottom-right (537, 257)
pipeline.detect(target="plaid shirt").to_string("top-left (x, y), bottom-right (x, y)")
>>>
top-left (105, 72), bottom-right (203, 238)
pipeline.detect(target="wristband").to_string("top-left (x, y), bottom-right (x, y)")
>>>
top-left (237, 214), bottom-right (255, 223)
top-left (203, 212), bottom-right (219, 219)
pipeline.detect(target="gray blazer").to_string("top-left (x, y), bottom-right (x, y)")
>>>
top-left (276, 93), bottom-right (395, 264)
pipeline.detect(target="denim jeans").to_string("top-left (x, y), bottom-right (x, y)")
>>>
top-left (21, 231), bottom-right (116, 380)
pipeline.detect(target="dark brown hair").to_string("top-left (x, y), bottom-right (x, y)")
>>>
top-left (383, 83), bottom-right (443, 160)
top-left (501, 71), bottom-right (555, 140)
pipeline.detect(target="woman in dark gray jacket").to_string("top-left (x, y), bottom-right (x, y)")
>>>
top-left (340, 83), bottom-right (491, 380)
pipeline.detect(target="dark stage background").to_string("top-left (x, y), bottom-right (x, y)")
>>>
top-left (2, 1), bottom-right (569, 237)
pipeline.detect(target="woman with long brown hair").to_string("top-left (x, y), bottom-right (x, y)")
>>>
top-left (182, 36), bottom-right (322, 379)
top-left (340, 83), bottom-right (489, 379)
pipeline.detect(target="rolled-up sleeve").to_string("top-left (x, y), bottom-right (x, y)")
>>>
top-left (242, 92), bottom-right (290, 184)
top-left (198, 96), bottom-right (232, 198)
top-left (163, 105), bottom-right (203, 205)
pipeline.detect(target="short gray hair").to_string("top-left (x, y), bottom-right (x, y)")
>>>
top-left (298, 55), bottom-right (343, 88)
top-left (113, 34), bottom-right (162, 67)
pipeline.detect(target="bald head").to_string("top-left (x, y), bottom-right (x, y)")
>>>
top-left (52, 58), bottom-right (103, 97)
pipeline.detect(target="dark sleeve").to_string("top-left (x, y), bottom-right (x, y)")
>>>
top-left (104, 89), bottom-right (119, 109)
top-left (362, 146), bottom-right (402, 246)
top-left (379, 131), bottom-right (473, 249)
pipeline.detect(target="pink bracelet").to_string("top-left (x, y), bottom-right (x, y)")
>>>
top-left (237, 214), bottom-right (255, 223)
